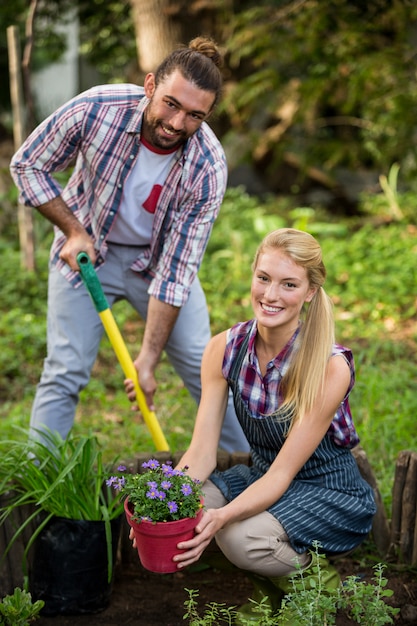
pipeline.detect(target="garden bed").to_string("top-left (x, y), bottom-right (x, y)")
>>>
top-left (32, 551), bottom-right (416, 625)
top-left (2, 449), bottom-right (416, 624)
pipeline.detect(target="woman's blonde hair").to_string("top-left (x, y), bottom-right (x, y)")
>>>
top-left (253, 228), bottom-right (335, 426)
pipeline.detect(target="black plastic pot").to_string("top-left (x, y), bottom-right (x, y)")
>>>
top-left (29, 515), bottom-right (121, 615)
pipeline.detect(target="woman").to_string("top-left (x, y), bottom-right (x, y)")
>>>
top-left (127, 228), bottom-right (376, 620)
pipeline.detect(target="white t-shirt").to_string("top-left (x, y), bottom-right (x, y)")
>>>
top-left (108, 138), bottom-right (177, 245)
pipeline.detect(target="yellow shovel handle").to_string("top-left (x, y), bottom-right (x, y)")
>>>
top-left (77, 252), bottom-right (170, 451)
top-left (98, 310), bottom-right (170, 451)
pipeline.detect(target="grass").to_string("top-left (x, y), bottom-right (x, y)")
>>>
top-left (1, 186), bottom-right (416, 520)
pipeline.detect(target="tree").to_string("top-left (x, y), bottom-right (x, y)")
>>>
top-left (129, 0), bottom-right (183, 72)
top-left (0, 1), bottom-right (69, 116)
top-left (221, 0), bottom-right (417, 194)
top-left (3, 0), bottom-right (417, 201)
top-left (128, 0), bottom-right (225, 74)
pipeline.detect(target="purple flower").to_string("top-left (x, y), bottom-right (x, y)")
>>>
top-left (181, 484), bottom-right (192, 496)
top-left (146, 487), bottom-right (159, 499)
top-left (162, 463), bottom-right (174, 477)
top-left (115, 477), bottom-right (126, 490)
top-left (142, 459), bottom-right (160, 470)
top-left (109, 457), bottom-right (204, 523)
top-left (167, 501), bottom-right (178, 514)
top-left (106, 476), bottom-right (125, 491)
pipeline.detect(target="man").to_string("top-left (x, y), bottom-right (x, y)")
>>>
top-left (10, 36), bottom-right (249, 453)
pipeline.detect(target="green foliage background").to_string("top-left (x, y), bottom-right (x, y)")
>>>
top-left (2, 1), bottom-right (417, 190)
top-left (223, 1), bottom-right (417, 185)
top-left (1, 187), bottom-right (416, 522)
top-left (1, 0), bottom-right (417, 559)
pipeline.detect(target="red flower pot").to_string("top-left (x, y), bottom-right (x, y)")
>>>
top-left (124, 498), bottom-right (203, 574)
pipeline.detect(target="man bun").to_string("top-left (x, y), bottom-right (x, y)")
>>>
top-left (188, 36), bottom-right (224, 69)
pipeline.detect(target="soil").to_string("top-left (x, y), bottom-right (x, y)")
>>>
top-left (34, 551), bottom-right (417, 626)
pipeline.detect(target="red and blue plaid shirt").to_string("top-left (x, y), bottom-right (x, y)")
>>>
top-left (222, 320), bottom-right (360, 448)
top-left (10, 84), bottom-right (227, 307)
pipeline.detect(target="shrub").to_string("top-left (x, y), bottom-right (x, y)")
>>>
top-left (0, 587), bottom-right (44, 626)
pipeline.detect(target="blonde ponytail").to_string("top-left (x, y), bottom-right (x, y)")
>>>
top-left (253, 228), bottom-right (335, 428)
top-left (281, 286), bottom-right (334, 423)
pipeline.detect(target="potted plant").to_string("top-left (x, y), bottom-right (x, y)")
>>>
top-left (0, 428), bottom-right (124, 615)
top-left (107, 458), bottom-right (204, 574)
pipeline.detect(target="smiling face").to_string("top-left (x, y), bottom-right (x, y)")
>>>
top-left (251, 247), bottom-right (317, 335)
top-left (141, 69), bottom-right (216, 151)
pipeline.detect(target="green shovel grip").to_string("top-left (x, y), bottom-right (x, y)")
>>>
top-left (77, 252), bottom-right (109, 313)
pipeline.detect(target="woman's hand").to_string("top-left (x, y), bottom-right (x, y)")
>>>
top-left (173, 508), bottom-right (225, 569)
top-left (128, 509), bottom-right (224, 570)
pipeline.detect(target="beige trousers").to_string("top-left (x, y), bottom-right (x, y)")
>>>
top-left (203, 480), bottom-right (310, 577)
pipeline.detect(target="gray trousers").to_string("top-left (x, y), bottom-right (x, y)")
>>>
top-left (30, 243), bottom-right (249, 453)
top-left (203, 480), bottom-right (310, 576)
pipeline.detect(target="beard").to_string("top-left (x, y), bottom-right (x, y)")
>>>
top-left (142, 109), bottom-right (189, 151)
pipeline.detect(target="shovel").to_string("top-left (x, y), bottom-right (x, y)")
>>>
top-left (76, 252), bottom-right (170, 452)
